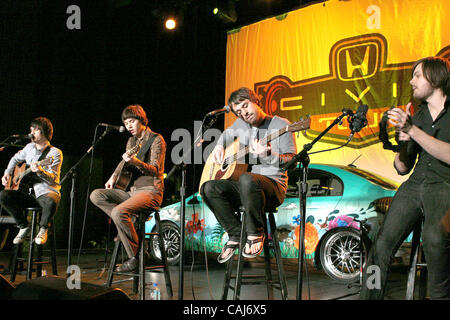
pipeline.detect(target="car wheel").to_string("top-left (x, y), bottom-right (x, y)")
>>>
top-left (319, 227), bottom-right (371, 284)
top-left (148, 221), bottom-right (181, 266)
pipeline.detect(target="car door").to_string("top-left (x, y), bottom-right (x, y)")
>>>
top-left (278, 168), bottom-right (344, 235)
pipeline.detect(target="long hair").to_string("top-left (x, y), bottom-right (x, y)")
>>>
top-left (121, 104), bottom-right (148, 126)
top-left (30, 117), bottom-right (53, 141)
top-left (413, 56), bottom-right (450, 96)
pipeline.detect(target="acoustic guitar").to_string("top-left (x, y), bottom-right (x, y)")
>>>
top-left (113, 142), bottom-right (142, 191)
top-left (198, 117), bottom-right (311, 193)
top-left (5, 157), bottom-right (55, 191)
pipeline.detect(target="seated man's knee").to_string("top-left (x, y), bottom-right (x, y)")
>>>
top-left (201, 181), bottom-right (222, 198)
top-left (110, 207), bottom-right (123, 222)
top-left (239, 173), bottom-right (257, 192)
top-left (90, 189), bottom-right (105, 205)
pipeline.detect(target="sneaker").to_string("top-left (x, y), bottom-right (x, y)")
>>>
top-left (35, 227), bottom-right (48, 245)
top-left (13, 227), bottom-right (30, 244)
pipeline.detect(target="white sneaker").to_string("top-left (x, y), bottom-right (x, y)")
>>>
top-left (13, 227), bottom-right (30, 244)
top-left (35, 227), bottom-right (48, 245)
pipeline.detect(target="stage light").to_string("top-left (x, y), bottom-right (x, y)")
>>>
top-left (165, 17), bottom-right (177, 30)
top-left (213, 0), bottom-right (237, 24)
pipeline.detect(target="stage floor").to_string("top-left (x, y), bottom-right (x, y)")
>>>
top-left (0, 249), bottom-right (416, 301)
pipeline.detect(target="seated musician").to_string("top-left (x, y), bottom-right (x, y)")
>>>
top-left (0, 117), bottom-right (63, 245)
top-left (90, 104), bottom-right (166, 272)
top-left (200, 87), bottom-right (297, 263)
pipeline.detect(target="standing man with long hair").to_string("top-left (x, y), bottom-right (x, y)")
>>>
top-left (360, 57), bottom-right (450, 300)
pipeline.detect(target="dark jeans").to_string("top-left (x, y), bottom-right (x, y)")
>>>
top-left (0, 190), bottom-right (60, 229)
top-left (200, 173), bottom-right (285, 242)
top-left (360, 179), bottom-right (450, 300)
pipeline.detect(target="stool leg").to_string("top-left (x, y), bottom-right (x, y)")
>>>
top-left (9, 244), bottom-right (21, 282)
top-left (406, 221), bottom-right (421, 300)
top-left (418, 247), bottom-right (427, 300)
top-left (139, 233), bottom-right (145, 300)
top-left (106, 240), bottom-right (121, 287)
top-left (36, 245), bottom-right (43, 277)
top-left (26, 210), bottom-right (38, 280)
top-left (233, 213), bottom-right (246, 300)
top-left (50, 224), bottom-right (58, 275)
top-left (154, 211), bottom-right (173, 297)
top-left (262, 213), bottom-right (274, 300)
top-left (221, 258), bottom-right (234, 300)
top-left (269, 212), bottom-right (288, 300)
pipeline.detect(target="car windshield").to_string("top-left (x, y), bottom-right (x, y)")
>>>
top-left (336, 166), bottom-right (399, 190)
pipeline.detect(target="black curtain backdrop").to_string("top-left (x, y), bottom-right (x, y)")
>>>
top-left (0, 0), bottom-right (309, 249)
top-left (0, 0), bottom-right (227, 249)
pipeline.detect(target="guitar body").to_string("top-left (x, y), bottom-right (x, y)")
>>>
top-left (112, 142), bottom-right (142, 191)
top-left (113, 161), bottom-right (133, 191)
top-left (5, 163), bottom-right (27, 191)
top-left (5, 156), bottom-right (54, 192)
top-left (198, 116), bottom-right (311, 194)
top-left (199, 139), bottom-right (248, 193)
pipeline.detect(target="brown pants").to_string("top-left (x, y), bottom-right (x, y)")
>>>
top-left (90, 188), bottom-right (162, 258)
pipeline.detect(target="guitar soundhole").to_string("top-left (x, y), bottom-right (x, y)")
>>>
top-left (221, 163), bottom-right (229, 172)
top-left (214, 162), bottom-right (229, 180)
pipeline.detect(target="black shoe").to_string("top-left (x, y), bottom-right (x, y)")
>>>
top-left (115, 257), bottom-right (138, 272)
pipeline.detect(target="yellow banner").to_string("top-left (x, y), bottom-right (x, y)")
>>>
top-left (225, 0), bottom-right (450, 183)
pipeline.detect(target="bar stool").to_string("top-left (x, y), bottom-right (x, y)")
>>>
top-left (9, 207), bottom-right (58, 282)
top-left (106, 209), bottom-right (173, 300)
top-left (406, 217), bottom-right (427, 300)
top-left (222, 207), bottom-right (288, 300)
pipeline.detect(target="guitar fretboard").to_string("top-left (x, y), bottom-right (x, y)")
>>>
top-left (224, 125), bottom-right (289, 165)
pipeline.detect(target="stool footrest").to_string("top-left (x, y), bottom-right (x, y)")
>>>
top-left (145, 265), bottom-right (165, 270)
top-left (416, 263), bottom-right (427, 267)
top-left (111, 271), bottom-right (140, 277)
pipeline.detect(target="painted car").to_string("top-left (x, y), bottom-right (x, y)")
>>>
top-left (146, 164), bottom-right (399, 283)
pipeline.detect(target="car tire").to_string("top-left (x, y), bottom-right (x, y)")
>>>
top-left (148, 220), bottom-right (181, 266)
top-left (319, 227), bottom-right (371, 284)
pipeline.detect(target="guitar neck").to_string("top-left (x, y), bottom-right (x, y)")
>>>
top-left (225, 125), bottom-right (288, 164)
top-left (19, 158), bottom-right (52, 179)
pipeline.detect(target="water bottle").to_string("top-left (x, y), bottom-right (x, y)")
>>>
top-left (149, 282), bottom-right (161, 300)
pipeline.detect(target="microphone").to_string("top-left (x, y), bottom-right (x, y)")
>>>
top-left (206, 105), bottom-right (231, 117)
top-left (98, 123), bottom-right (126, 132)
top-left (11, 133), bottom-right (34, 140)
top-left (348, 104), bottom-right (368, 140)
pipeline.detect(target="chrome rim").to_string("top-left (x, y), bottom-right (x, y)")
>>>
top-left (151, 224), bottom-right (181, 263)
top-left (323, 230), bottom-right (364, 281)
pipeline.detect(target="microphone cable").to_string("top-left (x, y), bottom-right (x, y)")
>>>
top-left (306, 135), bottom-right (353, 156)
top-left (76, 124), bottom-right (101, 266)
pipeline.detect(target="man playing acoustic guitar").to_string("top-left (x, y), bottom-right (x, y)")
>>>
top-left (0, 117), bottom-right (63, 246)
top-left (90, 105), bottom-right (166, 272)
top-left (200, 87), bottom-right (298, 263)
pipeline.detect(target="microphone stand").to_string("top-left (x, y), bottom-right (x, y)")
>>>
top-left (0, 142), bottom-right (25, 149)
top-left (282, 109), bottom-right (352, 300)
top-left (0, 134), bottom-right (28, 150)
top-left (165, 114), bottom-right (221, 300)
top-left (60, 128), bottom-right (111, 276)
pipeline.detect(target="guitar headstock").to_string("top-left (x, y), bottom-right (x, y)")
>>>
top-left (126, 143), bottom-right (141, 156)
top-left (288, 115), bottom-right (311, 132)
